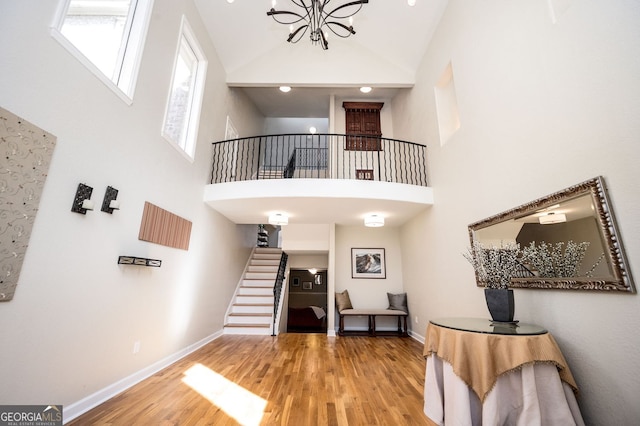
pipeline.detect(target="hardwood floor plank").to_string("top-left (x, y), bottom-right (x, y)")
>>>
top-left (69, 334), bottom-right (432, 425)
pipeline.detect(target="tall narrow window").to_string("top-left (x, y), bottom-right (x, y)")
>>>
top-left (162, 17), bottom-right (207, 160)
top-left (51, 0), bottom-right (154, 102)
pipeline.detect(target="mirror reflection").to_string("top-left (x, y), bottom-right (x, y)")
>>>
top-left (468, 176), bottom-right (635, 292)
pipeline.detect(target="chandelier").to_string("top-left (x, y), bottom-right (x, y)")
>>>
top-left (267, 0), bottom-right (369, 50)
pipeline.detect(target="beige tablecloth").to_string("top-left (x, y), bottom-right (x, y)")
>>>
top-left (423, 322), bottom-right (578, 402)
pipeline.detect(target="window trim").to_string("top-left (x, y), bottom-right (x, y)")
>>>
top-left (161, 16), bottom-right (208, 162)
top-left (50, 0), bottom-right (155, 104)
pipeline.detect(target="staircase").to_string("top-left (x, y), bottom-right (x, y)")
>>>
top-left (224, 247), bottom-right (283, 335)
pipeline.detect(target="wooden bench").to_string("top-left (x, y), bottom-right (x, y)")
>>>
top-left (338, 308), bottom-right (408, 337)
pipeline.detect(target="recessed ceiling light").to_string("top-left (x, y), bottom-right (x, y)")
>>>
top-left (309, 126), bottom-right (317, 134)
top-left (279, 86), bottom-right (291, 93)
top-left (360, 86), bottom-right (372, 93)
top-left (227, 0), bottom-right (235, 3)
top-left (408, 0), bottom-right (417, 6)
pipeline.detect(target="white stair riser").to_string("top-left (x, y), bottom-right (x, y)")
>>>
top-left (250, 259), bottom-right (280, 266)
top-left (247, 265), bottom-right (279, 273)
top-left (238, 287), bottom-right (273, 296)
top-left (223, 327), bottom-right (272, 335)
top-left (242, 279), bottom-right (275, 287)
top-left (227, 316), bottom-right (272, 325)
top-left (245, 272), bottom-right (277, 280)
top-left (236, 295), bottom-right (274, 304)
top-left (253, 254), bottom-right (282, 260)
top-left (253, 247), bottom-right (282, 257)
top-left (231, 305), bottom-right (273, 314)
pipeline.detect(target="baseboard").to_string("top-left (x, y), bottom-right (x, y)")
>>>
top-left (63, 330), bottom-right (223, 424)
top-left (409, 330), bottom-right (425, 344)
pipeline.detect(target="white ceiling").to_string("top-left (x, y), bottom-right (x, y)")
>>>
top-left (193, 0), bottom-right (449, 117)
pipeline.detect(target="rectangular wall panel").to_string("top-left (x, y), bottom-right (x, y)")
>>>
top-left (0, 106), bottom-right (57, 301)
top-left (138, 202), bottom-right (192, 250)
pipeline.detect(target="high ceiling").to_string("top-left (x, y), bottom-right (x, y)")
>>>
top-left (193, 0), bottom-right (449, 117)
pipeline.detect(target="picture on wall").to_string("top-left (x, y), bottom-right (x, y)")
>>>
top-left (351, 248), bottom-right (386, 279)
top-left (303, 281), bottom-right (313, 290)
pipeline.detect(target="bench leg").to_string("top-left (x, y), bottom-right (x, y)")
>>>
top-left (371, 315), bottom-right (376, 336)
top-left (339, 315), bottom-right (344, 335)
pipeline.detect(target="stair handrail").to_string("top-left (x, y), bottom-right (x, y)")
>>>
top-left (272, 251), bottom-right (288, 336)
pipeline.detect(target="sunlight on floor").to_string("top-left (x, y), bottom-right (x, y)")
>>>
top-left (182, 363), bottom-right (266, 426)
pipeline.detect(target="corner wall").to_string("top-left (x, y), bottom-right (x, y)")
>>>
top-left (0, 0), bottom-right (263, 415)
top-left (395, 0), bottom-right (640, 424)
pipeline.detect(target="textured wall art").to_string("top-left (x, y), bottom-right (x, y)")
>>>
top-left (0, 107), bottom-right (57, 301)
top-left (139, 202), bottom-right (192, 250)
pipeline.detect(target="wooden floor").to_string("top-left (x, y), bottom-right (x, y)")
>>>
top-left (69, 333), bottom-right (434, 426)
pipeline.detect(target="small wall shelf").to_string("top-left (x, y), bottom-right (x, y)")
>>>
top-left (118, 256), bottom-right (162, 267)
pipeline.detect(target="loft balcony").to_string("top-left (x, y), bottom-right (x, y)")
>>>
top-left (203, 134), bottom-right (434, 226)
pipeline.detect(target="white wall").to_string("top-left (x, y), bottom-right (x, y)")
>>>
top-left (0, 0), bottom-right (263, 416)
top-left (264, 117), bottom-right (329, 135)
top-left (395, 0), bottom-right (640, 424)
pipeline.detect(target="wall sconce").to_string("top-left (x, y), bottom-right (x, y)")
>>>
top-left (364, 214), bottom-right (384, 227)
top-left (101, 186), bottom-right (120, 214)
top-left (539, 212), bottom-right (567, 225)
top-left (268, 213), bottom-right (289, 226)
top-left (71, 183), bottom-right (94, 214)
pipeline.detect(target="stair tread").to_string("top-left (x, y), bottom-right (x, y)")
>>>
top-left (229, 313), bottom-right (271, 317)
top-left (233, 303), bottom-right (274, 306)
top-left (224, 323), bottom-right (271, 328)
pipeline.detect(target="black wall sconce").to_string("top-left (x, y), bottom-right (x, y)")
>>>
top-left (101, 186), bottom-right (120, 214)
top-left (118, 256), bottom-right (162, 267)
top-left (71, 183), bottom-right (94, 214)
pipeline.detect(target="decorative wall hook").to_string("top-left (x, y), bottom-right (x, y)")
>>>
top-left (71, 183), bottom-right (93, 214)
top-left (101, 186), bottom-right (119, 213)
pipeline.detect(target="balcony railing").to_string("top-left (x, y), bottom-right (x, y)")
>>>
top-left (210, 133), bottom-right (428, 186)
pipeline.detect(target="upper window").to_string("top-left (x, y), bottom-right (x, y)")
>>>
top-left (161, 17), bottom-right (207, 160)
top-left (52, 0), bottom-right (154, 103)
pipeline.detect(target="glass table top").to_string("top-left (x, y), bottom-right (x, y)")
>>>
top-left (430, 317), bottom-right (548, 335)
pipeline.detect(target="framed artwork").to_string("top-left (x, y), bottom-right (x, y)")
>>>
top-left (314, 274), bottom-right (322, 285)
top-left (351, 248), bottom-right (386, 279)
top-left (303, 281), bottom-right (313, 290)
top-left (292, 277), bottom-right (300, 287)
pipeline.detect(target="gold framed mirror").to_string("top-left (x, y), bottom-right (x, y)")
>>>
top-left (468, 176), bottom-right (635, 292)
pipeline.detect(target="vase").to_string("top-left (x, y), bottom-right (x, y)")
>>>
top-left (484, 288), bottom-right (515, 322)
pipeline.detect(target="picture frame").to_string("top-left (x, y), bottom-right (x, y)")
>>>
top-left (303, 281), bottom-right (313, 290)
top-left (351, 248), bottom-right (386, 279)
